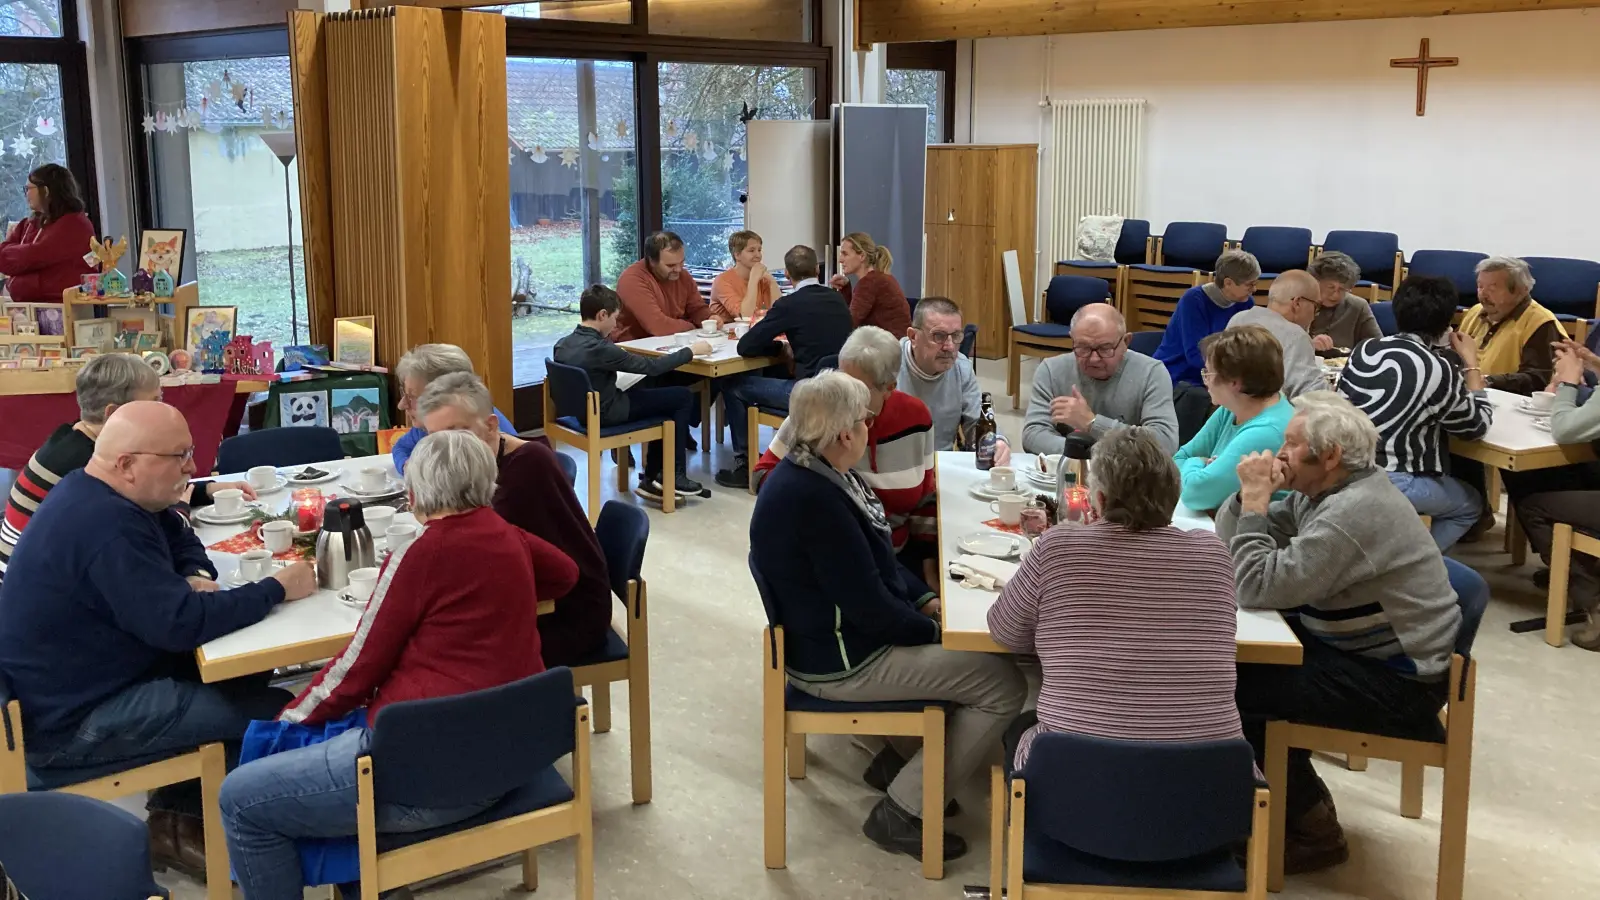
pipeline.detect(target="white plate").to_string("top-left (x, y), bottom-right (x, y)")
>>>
top-left (968, 482), bottom-right (1035, 502)
top-left (1022, 469), bottom-right (1057, 487)
top-left (338, 478), bottom-right (404, 499)
top-left (1531, 417), bottom-right (1552, 432)
top-left (1515, 399), bottom-right (1556, 416)
top-left (223, 565), bottom-right (282, 588)
top-left (285, 468), bottom-right (340, 486)
top-left (192, 505), bottom-right (260, 526)
top-left (957, 531), bottom-right (1026, 559)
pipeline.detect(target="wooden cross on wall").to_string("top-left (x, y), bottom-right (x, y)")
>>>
top-left (1391, 38), bottom-right (1458, 117)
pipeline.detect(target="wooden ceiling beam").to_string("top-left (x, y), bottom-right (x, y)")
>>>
top-left (857, 0), bottom-right (1600, 42)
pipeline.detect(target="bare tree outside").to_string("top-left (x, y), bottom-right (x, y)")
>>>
top-left (0, 0), bottom-right (68, 227)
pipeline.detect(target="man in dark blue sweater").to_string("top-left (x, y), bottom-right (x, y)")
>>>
top-left (0, 401), bottom-right (316, 874)
top-left (715, 244), bottom-right (855, 488)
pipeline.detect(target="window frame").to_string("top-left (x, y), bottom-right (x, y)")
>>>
top-left (0, 0), bottom-right (99, 228)
top-left (886, 40), bottom-right (955, 144)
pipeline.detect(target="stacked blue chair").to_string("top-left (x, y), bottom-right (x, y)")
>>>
top-left (1008, 275), bottom-right (1112, 409)
top-left (990, 733), bottom-right (1269, 899)
top-left (0, 792), bottom-right (170, 900)
top-left (1154, 222), bottom-right (1230, 272)
top-left (543, 358), bottom-right (678, 522)
top-left (1371, 301), bottom-right (1398, 337)
top-left (1322, 230), bottom-right (1404, 300)
top-left (1055, 218), bottom-right (1153, 305)
top-left (1266, 558), bottom-right (1486, 899)
top-left (1123, 222), bottom-right (1219, 335)
top-left (1128, 330), bottom-right (1164, 357)
top-left (1240, 226), bottom-right (1314, 303)
top-left (1406, 250), bottom-right (1487, 307)
top-left (1524, 256), bottom-right (1600, 342)
top-left (217, 425), bottom-right (345, 474)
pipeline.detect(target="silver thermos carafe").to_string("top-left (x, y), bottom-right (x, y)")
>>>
top-left (316, 498), bottom-right (376, 590)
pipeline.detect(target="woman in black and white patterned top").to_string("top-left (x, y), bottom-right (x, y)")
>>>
top-left (1337, 275), bottom-right (1493, 549)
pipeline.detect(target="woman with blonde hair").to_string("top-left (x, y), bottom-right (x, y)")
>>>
top-left (711, 230), bottom-right (781, 322)
top-left (830, 232), bottom-right (911, 336)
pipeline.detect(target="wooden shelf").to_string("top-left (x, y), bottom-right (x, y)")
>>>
top-left (0, 335), bottom-right (66, 344)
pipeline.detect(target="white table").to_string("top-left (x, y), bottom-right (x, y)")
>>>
top-left (617, 333), bottom-right (780, 447)
top-left (934, 451), bottom-right (1303, 666)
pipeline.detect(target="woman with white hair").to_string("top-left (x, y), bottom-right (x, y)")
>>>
top-left (221, 430), bottom-right (579, 899)
top-left (750, 371), bottom-right (1024, 863)
top-left (1458, 255), bottom-right (1568, 395)
top-left (391, 343), bottom-right (516, 474)
top-left (1218, 391), bottom-right (1461, 875)
top-left (1306, 251), bottom-right (1382, 353)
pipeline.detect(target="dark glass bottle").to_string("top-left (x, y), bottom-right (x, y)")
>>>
top-left (974, 392), bottom-right (998, 470)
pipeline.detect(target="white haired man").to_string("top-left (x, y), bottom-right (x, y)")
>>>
top-left (1217, 392), bottom-right (1461, 875)
top-left (1458, 255), bottom-right (1568, 396)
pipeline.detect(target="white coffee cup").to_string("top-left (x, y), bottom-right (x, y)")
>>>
top-left (386, 524), bottom-right (418, 551)
top-left (1039, 454), bottom-right (1062, 476)
top-left (989, 466), bottom-right (1016, 492)
top-left (1530, 390), bottom-right (1556, 412)
top-left (674, 331), bottom-right (697, 347)
top-left (990, 493), bottom-right (1028, 526)
top-left (364, 506), bottom-right (395, 535)
top-left (238, 549), bottom-right (275, 582)
top-left (247, 466), bottom-right (278, 491)
top-left (357, 467), bottom-right (388, 492)
top-left (261, 520), bottom-right (295, 554)
top-left (701, 319), bottom-right (719, 334)
top-left (212, 488), bottom-right (245, 516)
top-left (346, 567), bottom-right (379, 603)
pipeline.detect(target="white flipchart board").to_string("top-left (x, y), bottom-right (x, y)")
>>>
top-left (746, 121), bottom-right (831, 273)
top-left (1003, 249), bottom-right (1030, 326)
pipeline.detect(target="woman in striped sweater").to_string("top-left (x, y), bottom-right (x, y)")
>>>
top-left (988, 425), bottom-right (1243, 772)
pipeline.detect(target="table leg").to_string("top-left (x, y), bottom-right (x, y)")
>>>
top-left (1508, 504), bottom-right (1527, 567)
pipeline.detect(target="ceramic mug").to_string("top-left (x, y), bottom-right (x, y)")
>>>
top-left (261, 520), bottom-right (295, 553)
top-left (701, 319), bottom-right (720, 335)
top-left (247, 466), bottom-right (278, 491)
top-left (357, 467), bottom-right (388, 492)
top-left (989, 466), bottom-right (1016, 492)
top-left (346, 567), bottom-right (379, 603)
top-left (386, 524), bottom-right (418, 552)
top-left (990, 493), bottom-right (1028, 525)
top-left (238, 549), bottom-right (275, 582)
top-left (1530, 391), bottom-right (1556, 412)
top-left (363, 506), bottom-right (395, 535)
top-left (212, 488), bottom-right (245, 516)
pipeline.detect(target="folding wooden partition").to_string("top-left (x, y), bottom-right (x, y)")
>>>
top-left (288, 6), bottom-right (512, 412)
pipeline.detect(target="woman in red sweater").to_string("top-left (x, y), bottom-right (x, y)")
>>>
top-left (0, 164), bottom-right (95, 304)
top-left (831, 231), bottom-right (911, 337)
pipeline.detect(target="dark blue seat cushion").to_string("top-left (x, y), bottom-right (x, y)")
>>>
top-left (27, 748), bottom-right (193, 790)
top-left (1023, 830), bottom-right (1245, 892)
top-left (784, 685), bottom-right (949, 714)
top-left (1059, 260), bottom-right (1119, 269)
top-left (554, 415), bottom-right (670, 438)
top-left (570, 627), bottom-right (629, 668)
top-left (1128, 264), bottom-right (1198, 274)
top-left (375, 765), bottom-right (574, 852)
top-left (1014, 323), bottom-right (1073, 339)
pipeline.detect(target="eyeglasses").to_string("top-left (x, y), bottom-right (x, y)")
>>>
top-left (1200, 367), bottom-right (1214, 382)
top-left (923, 330), bottom-right (962, 347)
top-left (1073, 336), bottom-right (1127, 359)
top-left (130, 446), bottom-right (195, 464)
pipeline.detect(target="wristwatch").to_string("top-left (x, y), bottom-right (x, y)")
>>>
top-left (1559, 381), bottom-right (1584, 391)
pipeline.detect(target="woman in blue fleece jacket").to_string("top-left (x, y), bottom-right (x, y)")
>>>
top-left (1175, 325), bottom-right (1294, 511)
top-left (1155, 249), bottom-right (1262, 385)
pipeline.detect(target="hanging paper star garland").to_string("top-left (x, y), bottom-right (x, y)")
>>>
top-left (141, 115), bottom-right (156, 135)
top-left (530, 145), bottom-right (548, 164)
top-left (559, 148), bottom-right (579, 168)
top-left (682, 131), bottom-right (699, 152)
top-left (615, 119), bottom-right (630, 139)
top-left (161, 115), bottom-right (181, 134)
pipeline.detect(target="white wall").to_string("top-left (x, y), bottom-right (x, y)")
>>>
top-left (970, 10), bottom-right (1600, 289)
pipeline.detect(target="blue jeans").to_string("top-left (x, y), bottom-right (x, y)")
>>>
top-left (610, 386), bottom-right (695, 479)
top-left (1389, 471), bottom-right (1482, 551)
top-left (27, 675), bottom-right (289, 815)
top-left (722, 376), bottom-right (795, 457)
top-left (221, 726), bottom-right (495, 900)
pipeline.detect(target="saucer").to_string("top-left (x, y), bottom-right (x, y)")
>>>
top-left (1516, 399), bottom-right (1556, 416)
top-left (247, 475), bottom-right (290, 495)
top-left (957, 531), bottom-right (1026, 559)
top-left (1531, 417), bottom-right (1552, 432)
top-left (339, 478), bottom-right (404, 499)
top-left (193, 505), bottom-right (260, 526)
top-left (224, 565), bottom-right (281, 588)
top-left (969, 482), bottom-right (1034, 502)
top-left (286, 467), bottom-right (339, 486)
top-left (1022, 468), bottom-right (1057, 488)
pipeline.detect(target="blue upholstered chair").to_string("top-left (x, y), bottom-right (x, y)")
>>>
top-left (1007, 276), bottom-right (1112, 408)
top-left (960, 324), bottom-right (979, 359)
top-left (1128, 330), bottom-right (1164, 357)
top-left (1525, 256), bottom-right (1600, 323)
top-left (0, 675), bottom-right (230, 900)
top-left (752, 557), bottom-right (950, 879)
top-left (1153, 222), bottom-right (1229, 272)
top-left (990, 734), bottom-right (1269, 899)
top-left (556, 450), bottom-right (578, 486)
top-left (1371, 301), bottom-right (1398, 337)
top-left (1055, 218), bottom-right (1153, 304)
top-left (1406, 250), bottom-right (1488, 304)
top-left (568, 501), bottom-right (653, 804)
top-left (1321, 230), bottom-right (1403, 299)
top-left (341, 668), bottom-right (592, 900)
top-left (1266, 558), bottom-right (1486, 899)
top-left (543, 358), bottom-right (677, 522)
top-left (0, 793), bottom-right (169, 900)
top-left (217, 425), bottom-right (345, 474)
top-left (1239, 226), bottom-right (1314, 277)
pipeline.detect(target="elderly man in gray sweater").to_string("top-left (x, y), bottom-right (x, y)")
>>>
top-left (899, 297), bottom-right (1012, 460)
top-left (1226, 269), bottom-right (1328, 399)
top-left (1216, 391), bottom-right (1461, 876)
top-left (1021, 305), bottom-right (1179, 455)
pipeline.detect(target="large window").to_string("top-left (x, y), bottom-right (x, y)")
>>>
top-left (136, 49), bottom-right (303, 353)
top-left (886, 41), bottom-right (954, 146)
top-left (886, 68), bottom-right (945, 147)
top-left (0, 0), bottom-right (92, 229)
top-left (657, 62), bottom-right (815, 270)
top-left (507, 56), bottom-right (638, 386)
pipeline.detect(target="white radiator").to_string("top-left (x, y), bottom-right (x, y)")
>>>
top-left (1048, 99), bottom-right (1146, 263)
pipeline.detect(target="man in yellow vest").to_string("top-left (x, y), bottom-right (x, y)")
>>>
top-left (1457, 256), bottom-right (1568, 395)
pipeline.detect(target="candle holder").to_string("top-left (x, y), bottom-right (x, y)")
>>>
top-left (292, 488), bottom-right (327, 534)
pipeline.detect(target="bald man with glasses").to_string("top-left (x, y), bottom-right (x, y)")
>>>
top-left (1023, 304), bottom-right (1180, 455)
top-left (0, 401), bottom-right (315, 876)
top-left (1226, 269), bottom-right (1328, 400)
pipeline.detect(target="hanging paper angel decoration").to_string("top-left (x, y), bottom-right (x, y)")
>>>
top-left (530, 144), bottom-right (548, 164)
top-left (34, 117), bottom-right (56, 136)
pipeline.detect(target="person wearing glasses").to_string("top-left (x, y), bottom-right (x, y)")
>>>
top-left (1225, 269), bottom-right (1328, 399)
top-left (0, 164), bottom-right (96, 304)
top-left (1022, 304), bottom-right (1179, 455)
top-left (1173, 325), bottom-right (1293, 512)
top-left (0, 354), bottom-right (253, 586)
top-left (0, 401), bottom-right (317, 878)
top-left (899, 297), bottom-right (1012, 461)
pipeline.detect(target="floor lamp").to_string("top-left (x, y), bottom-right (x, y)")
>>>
top-left (258, 130), bottom-right (301, 346)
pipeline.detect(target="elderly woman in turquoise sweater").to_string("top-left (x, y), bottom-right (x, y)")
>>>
top-left (1174, 325), bottom-right (1294, 511)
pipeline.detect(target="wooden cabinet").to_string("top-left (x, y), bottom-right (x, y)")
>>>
top-left (922, 144), bottom-right (1036, 358)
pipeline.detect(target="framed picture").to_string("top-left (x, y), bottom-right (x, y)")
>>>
top-left (330, 387), bottom-right (382, 434)
top-left (281, 344), bottom-right (330, 370)
top-left (2, 304), bottom-right (29, 333)
top-left (0, 314), bottom-right (10, 335)
top-left (34, 304), bottom-right (64, 336)
top-left (38, 347), bottom-right (63, 360)
top-left (332, 316), bottom-right (376, 366)
top-left (17, 357), bottom-right (40, 369)
top-left (0, 345), bottom-right (9, 360)
top-left (137, 229), bottom-right (186, 281)
top-left (281, 391), bottom-right (329, 428)
top-left (0, 360), bottom-right (18, 369)
top-left (9, 343), bottom-right (37, 359)
top-left (185, 306), bottom-right (236, 350)
top-left (74, 317), bottom-right (116, 350)
top-left (136, 332), bottom-right (161, 351)
top-left (69, 346), bottom-right (100, 359)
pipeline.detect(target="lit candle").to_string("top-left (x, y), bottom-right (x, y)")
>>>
top-left (292, 489), bottom-right (325, 532)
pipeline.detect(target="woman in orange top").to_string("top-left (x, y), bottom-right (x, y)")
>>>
top-left (711, 230), bottom-right (781, 322)
top-left (830, 231), bottom-right (910, 336)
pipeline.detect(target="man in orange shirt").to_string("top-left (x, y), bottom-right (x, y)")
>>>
top-left (612, 231), bottom-right (720, 343)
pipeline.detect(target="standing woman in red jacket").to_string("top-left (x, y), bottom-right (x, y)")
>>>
top-left (0, 164), bottom-right (95, 303)
top-left (831, 231), bottom-right (912, 337)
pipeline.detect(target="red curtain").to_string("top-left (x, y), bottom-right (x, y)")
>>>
top-left (0, 383), bottom-right (242, 473)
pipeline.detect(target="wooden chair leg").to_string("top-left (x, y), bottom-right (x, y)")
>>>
top-left (1401, 761), bottom-right (1425, 819)
top-left (787, 733), bottom-right (806, 779)
top-left (921, 707), bottom-right (946, 880)
top-left (1005, 781), bottom-right (1026, 900)
top-left (661, 422), bottom-right (676, 515)
top-left (1246, 787), bottom-right (1270, 900)
top-left (1007, 344), bottom-right (1022, 410)
top-left (592, 681), bottom-right (612, 734)
top-left (586, 447), bottom-right (602, 526)
top-left (615, 442), bottom-right (630, 494)
top-left (521, 847), bottom-right (539, 891)
top-left (1347, 754), bottom-right (1369, 771)
top-left (1507, 504), bottom-right (1527, 567)
top-left (199, 743), bottom-right (231, 900)
top-left (1436, 763), bottom-right (1471, 900)
top-left (1265, 721), bottom-right (1289, 893)
top-left (1550, 524), bottom-right (1574, 647)
top-left (764, 718), bottom-right (787, 868)
top-left (629, 654), bottom-right (652, 806)
top-left (988, 765), bottom-right (1005, 895)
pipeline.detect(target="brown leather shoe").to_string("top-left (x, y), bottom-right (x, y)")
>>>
top-left (147, 810), bottom-right (181, 872)
top-left (1283, 799), bottom-right (1349, 875)
top-left (175, 814), bottom-right (209, 877)
top-left (1570, 610), bottom-right (1600, 651)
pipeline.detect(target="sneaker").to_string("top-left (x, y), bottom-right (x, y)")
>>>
top-left (714, 460), bottom-right (750, 489)
top-left (1533, 567), bottom-right (1551, 590)
top-left (1282, 799), bottom-right (1349, 875)
top-left (1570, 610), bottom-right (1600, 651)
top-left (633, 479), bottom-right (665, 504)
top-left (862, 796), bottom-right (968, 861)
top-left (671, 473), bottom-right (710, 497)
top-left (685, 432), bottom-right (699, 452)
top-left (863, 746), bottom-right (961, 816)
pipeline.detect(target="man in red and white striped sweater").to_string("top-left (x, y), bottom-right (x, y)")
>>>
top-left (753, 326), bottom-right (938, 571)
